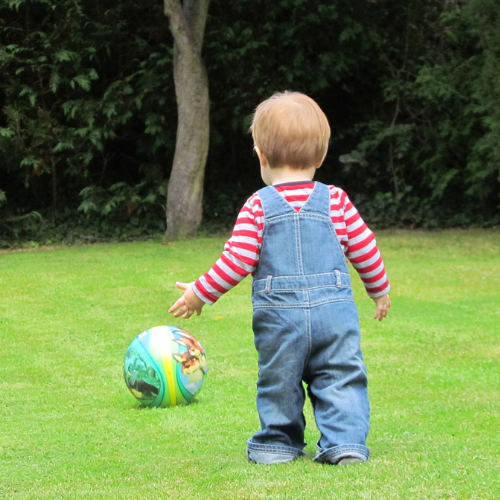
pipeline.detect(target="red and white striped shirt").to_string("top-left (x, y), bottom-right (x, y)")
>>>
top-left (193, 182), bottom-right (390, 304)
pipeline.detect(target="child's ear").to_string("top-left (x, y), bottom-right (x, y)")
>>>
top-left (254, 146), bottom-right (268, 167)
top-left (315, 153), bottom-right (326, 169)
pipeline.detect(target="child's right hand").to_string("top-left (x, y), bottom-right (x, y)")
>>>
top-left (372, 293), bottom-right (391, 321)
top-left (168, 282), bottom-right (205, 319)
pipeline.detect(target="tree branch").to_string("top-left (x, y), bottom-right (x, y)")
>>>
top-left (163, 0), bottom-right (192, 55)
top-left (163, 0), bottom-right (209, 56)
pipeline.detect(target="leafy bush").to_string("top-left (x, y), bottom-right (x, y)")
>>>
top-left (0, 0), bottom-right (175, 213)
top-left (333, 0), bottom-right (500, 227)
top-left (1, 0), bottom-right (500, 247)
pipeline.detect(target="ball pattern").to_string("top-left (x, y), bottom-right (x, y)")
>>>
top-left (124, 325), bottom-right (207, 407)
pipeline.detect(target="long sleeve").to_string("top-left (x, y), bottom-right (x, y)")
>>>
top-left (192, 194), bottom-right (263, 304)
top-left (192, 183), bottom-right (390, 304)
top-left (329, 187), bottom-right (390, 298)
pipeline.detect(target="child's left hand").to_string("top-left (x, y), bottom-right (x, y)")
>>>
top-left (168, 282), bottom-right (205, 319)
top-left (372, 293), bottom-right (391, 321)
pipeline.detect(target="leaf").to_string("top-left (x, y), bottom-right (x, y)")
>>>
top-left (55, 50), bottom-right (79, 63)
top-left (53, 142), bottom-right (75, 152)
top-left (62, 101), bottom-right (80, 119)
top-left (20, 156), bottom-right (39, 168)
top-left (71, 75), bottom-right (91, 91)
top-left (49, 72), bottom-right (61, 93)
top-left (78, 199), bottom-right (97, 214)
top-left (18, 86), bottom-right (33, 97)
top-left (339, 150), bottom-right (368, 167)
top-left (0, 127), bottom-right (15, 138)
top-left (75, 127), bottom-right (90, 137)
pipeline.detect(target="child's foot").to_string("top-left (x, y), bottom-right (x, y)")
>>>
top-left (336, 456), bottom-right (363, 466)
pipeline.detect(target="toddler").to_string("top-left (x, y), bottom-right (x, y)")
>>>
top-left (169, 91), bottom-right (391, 465)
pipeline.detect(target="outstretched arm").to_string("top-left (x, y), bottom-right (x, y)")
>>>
top-left (189, 194), bottom-right (263, 304)
top-left (168, 282), bottom-right (206, 319)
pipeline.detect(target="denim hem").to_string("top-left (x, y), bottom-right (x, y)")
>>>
top-left (247, 439), bottom-right (306, 464)
top-left (312, 444), bottom-right (369, 465)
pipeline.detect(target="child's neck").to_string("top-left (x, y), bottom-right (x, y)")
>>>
top-left (266, 165), bottom-right (317, 186)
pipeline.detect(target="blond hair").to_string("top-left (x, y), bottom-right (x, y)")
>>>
top-left (250, 91), bottom-right (330, 169)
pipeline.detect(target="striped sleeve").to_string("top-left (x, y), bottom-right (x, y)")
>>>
top-left (191, 183), bottom-right (389, 304)
top-left (330, 186), bottom-right (390, 298)
top-left (192, 194), bottom-right (264, 305)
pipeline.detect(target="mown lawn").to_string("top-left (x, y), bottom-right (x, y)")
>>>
top-left (0, 230), bottom-right (499, 499)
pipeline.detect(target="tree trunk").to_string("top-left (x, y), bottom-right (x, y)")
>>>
top-left (163, 0), bottom-right (210, 240)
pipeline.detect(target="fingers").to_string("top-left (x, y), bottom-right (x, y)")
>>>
top-left (373, 295), bottom-right (391, 321)
top-left (171, 304), bottom-right (194, 319)
top-left (180, 309), bottom-right (194, 319)
top-left (169, 284), bottom-right (191, 317)
top-left (374, 308), bottom-right (388, 321)
top-left (378, 306), bottom-right (390, 320)
top-left (169, 298), bottom-right (199, 319)
top-left (168, 298), bottom-right (184, 314)
top-left (169, 282), bottom-right (204, 320)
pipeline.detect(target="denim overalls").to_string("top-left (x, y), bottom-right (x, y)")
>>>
top-left (246, 182), bottom-right (370, 465)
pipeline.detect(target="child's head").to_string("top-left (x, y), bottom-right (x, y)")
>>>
top-left (250, 91), bottom-right (330, 169)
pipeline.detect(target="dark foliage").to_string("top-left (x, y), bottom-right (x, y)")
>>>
top-left (0, 0), bottom-right (499, 246)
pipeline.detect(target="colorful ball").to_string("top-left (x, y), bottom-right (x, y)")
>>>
top-left (123, 325), bottom-right (207, 407)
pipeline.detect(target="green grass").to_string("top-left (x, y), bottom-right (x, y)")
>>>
top-left (1, 230), bottom-right (499, 499)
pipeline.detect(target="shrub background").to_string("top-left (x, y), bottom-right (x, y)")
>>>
top-left (1, 0), bottom-right (499, 246)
